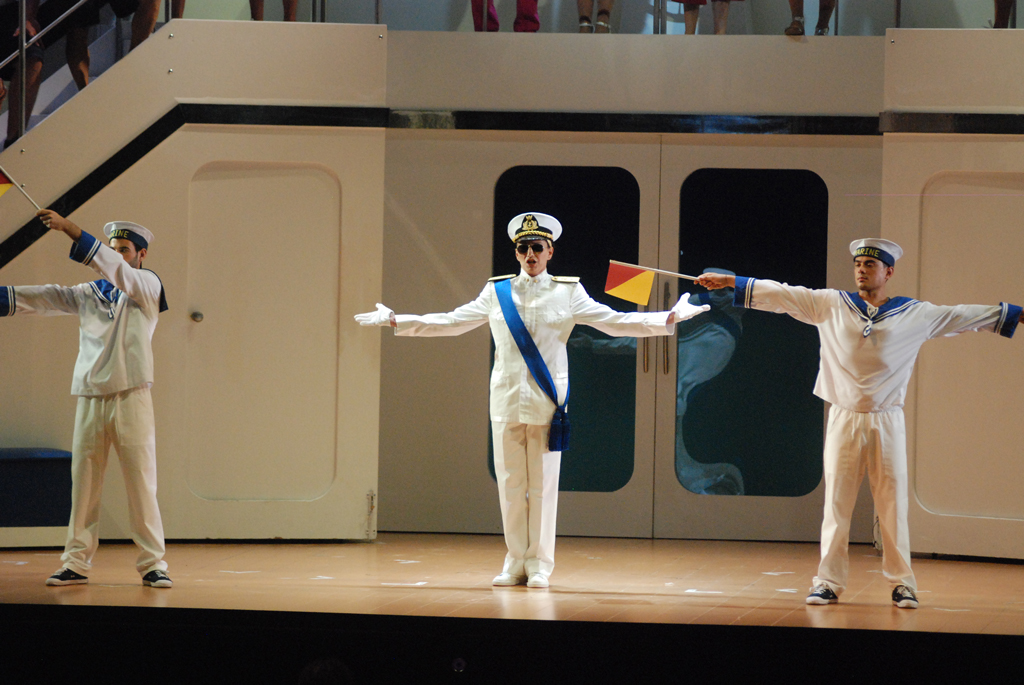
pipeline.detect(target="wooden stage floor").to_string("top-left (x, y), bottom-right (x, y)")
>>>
top-left (4, 532), bottom-right (1024, 635)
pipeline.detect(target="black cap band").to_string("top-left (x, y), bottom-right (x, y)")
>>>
top-left (853, 246), bottom-right (894, 267)
top-left (108, 228), bottom-right (148, 250)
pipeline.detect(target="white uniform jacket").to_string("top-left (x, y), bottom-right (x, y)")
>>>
top-left (395, 270), bottom-right (674, 425)
top-left (733, 277), bottom-right (1021, 412)
top-left (0, 230), bottom-right (167, 396)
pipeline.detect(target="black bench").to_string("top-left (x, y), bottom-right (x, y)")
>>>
top-left (0, 448), bottom-right (72, 528)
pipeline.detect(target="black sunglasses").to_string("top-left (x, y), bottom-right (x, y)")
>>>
top-left (516, 243), bottom-right (547, 255)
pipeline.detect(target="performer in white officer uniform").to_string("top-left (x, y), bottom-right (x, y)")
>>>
top-left (357, 212), bottom-right (709, 588)
top-left (1, 209), bottom-right (172, 588)
top-left (697, 239), bottom-right (1023, 609)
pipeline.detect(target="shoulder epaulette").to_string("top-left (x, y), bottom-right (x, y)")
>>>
top-left (488, 274), bottom-right (515, 282)
top-left (552, 276), bottom-right (580, 283)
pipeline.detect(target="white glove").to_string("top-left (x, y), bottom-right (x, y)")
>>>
top-left (354, 303), bottom-right (395, 327)
top-left (669, 293), bottom-right (710, 323)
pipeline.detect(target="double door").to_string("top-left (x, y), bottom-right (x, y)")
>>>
top-left (556, 137), bottom-right (869, 542)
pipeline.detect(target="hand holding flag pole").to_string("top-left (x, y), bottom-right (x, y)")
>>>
top-left (609, 260), bottom-right (699, 282)
top-left (0, 162), bottom-right (42, 211)
top-left (604, 260), bottom-right (700, 305)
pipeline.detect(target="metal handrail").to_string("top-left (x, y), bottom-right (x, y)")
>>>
top-left (2, 0), bottom-right (92, 142)
top-left (0, 0), bottom-right (91, 71)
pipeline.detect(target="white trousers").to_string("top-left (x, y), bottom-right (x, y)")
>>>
top-left (813, 405), bottom-right (915, 595)
top-left (491, 421), bottom-right (561, 579)
top-left (61, 386), bottom-right (167, 576)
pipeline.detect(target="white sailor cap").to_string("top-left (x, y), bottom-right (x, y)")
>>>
top-left (104, 221), bottom-right (154, 250)
top-left (850, 238), bottom-right (902, 267)
top-left (507, 212), bottom-right (562, 243)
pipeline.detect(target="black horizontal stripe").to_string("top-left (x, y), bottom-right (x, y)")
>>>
top-left (881, 112), bottom-right (1024, 134)
top-left (1, 105), bottom-right (876, 270)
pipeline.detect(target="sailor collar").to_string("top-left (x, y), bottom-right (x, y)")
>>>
top-left (89, 279), bottom-right (122, 320)
top-left (88, 272), bottom-right (169, 320)
top-left (840, 291), bottom-right (919, 337)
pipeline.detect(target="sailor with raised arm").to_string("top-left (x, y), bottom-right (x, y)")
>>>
top-left (2, 209), bottom-right (172, 588)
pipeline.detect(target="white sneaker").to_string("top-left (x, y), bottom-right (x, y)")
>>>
top-left (492, 573), bottom-right (526, 587)
top-left (526, 573), bottom-right (549, 588)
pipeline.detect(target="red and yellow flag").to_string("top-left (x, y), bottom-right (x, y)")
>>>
top-left (0, 169), bottom-right (12, 199)
top-left (604, 261), bottom-right (655, 305)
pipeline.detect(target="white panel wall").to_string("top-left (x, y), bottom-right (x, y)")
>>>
top-left (0, 125), bottom-right (386, 544)
top-left (881, 30), bottom-right (1024, 558)
top-left (885, 29), bottom-right (1024, 114)
top-left (387, 32), bottom-right (884, 115)
top-left (882, 135), bottom-right (1024, 559)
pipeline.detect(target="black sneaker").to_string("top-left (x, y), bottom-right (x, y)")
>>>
top-left (892, 584), bottom-right (918, 609)
top-left (142, 570), bottom-right (173, 588)
top-left (45, 568), bottom-right (88, 586)
top-left (806, 583), bottom-right (838, 605)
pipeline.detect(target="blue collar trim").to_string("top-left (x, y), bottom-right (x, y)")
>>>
top-left (840, 292), bottom-right (919, 322)
top-left (89, 279), bottom-right (121, 305)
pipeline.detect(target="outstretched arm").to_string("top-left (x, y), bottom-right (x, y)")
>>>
top-left (925, 301), bottom-right (1023, 340)
top-left (355, 286), bottom-right (493, 338)
top-left (698, 272), bottom-right (829, 325)
top-left (572, 283), bottom-right (706, 336)
top-left (0, 284), bottom-right (81, 317)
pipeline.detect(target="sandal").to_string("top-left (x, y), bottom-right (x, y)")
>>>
top-left (784, 17), bottom-right (804, 36)
top-left (595, 9), bottom-right (611, 33)
top-left (814, 25), bottom-right (830, 35)
top-left (579, 17), bottom-right (594, 33)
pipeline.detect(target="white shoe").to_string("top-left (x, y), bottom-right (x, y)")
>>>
top-left (492, 573), bottom-right (526, 587)
top-left (526, 573), bottom-right (549, 588)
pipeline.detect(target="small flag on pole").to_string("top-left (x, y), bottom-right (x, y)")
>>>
top-left (0, 163), bottom-right (41, 210)
top-left (605, 261), bottom-right (656, 305)
top-left (0, 169), bottom-right (13, 199)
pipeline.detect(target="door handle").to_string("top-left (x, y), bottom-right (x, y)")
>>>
top-left (643, 331), bottom-right (649, 373)
top-left (663, 281), bottom-right (671, 374)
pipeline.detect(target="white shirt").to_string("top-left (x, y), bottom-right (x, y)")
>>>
top-left (2, 231), bottom-right (165, 396)
top-left (735, 277), bottom-right (1019, 412)
top-left (395, 269), bottom-right (674, 424)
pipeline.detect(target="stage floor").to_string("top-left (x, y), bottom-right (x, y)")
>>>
top-left (3, 532), bottom-right (1024, 635)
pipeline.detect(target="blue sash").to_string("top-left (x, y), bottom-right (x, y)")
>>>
top-left (494, 278), bottom-right (570, 452)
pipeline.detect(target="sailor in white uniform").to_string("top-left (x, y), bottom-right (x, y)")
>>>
top-left (697, 239), bottom-right (1023, 608)
top-left (1, 209), bottom-right (172, 588)
top-left (357, 212), bottom-right (709, 588)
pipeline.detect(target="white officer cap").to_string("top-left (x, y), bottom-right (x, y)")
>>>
top-left (507, 212), bottom-right (562, 243)
top-left (850, 238), bottom-right (902, 267)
